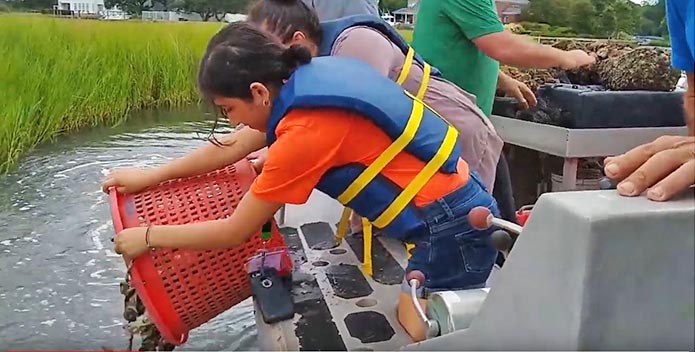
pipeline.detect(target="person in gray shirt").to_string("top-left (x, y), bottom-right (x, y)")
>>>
top-left (301, 0), bottom-right (379, 20)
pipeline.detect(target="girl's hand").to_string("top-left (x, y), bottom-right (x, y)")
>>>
top-left (102, 168), bottom-right (160, 194)
top-left (247, 148), bottom-right (268, 174)
top-left (114, 227), bottom-right (150, 259)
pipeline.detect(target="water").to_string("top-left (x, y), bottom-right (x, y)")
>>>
top-left (0, 108), bottom-right (258, 350)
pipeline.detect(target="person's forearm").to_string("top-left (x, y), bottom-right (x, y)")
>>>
top-left (497, 37), bottom-right (568, 68)
top-left (146, 191), bottom-right (282, 250)
top-left (475, 31), bottom-right (570, 69)
top-left (148, 218), bottom-right (248, 250)
top-left (152, 126), bottom-right (267, 183)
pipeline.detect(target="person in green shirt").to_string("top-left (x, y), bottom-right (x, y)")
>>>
top-left (412, 0), bottom-right (595, 117)
top-left (412, 0), bottom-right (595, 226)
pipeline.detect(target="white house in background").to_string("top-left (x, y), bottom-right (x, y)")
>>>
top-left (393, 0), bottom-right (418, 25)
top-left (55, 0), bottom-right (104, 14)
top-left (141, 0), bottom-right (202, 21)
top-left (141, 10), bottom-right (202, 21)
top-left (223, 13), bottom-right (246, 23)
top-left (103, 4), bottom-right (129, 19)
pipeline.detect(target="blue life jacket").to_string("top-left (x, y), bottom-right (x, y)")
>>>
top-left (318, 14), bottom-right (440, 76)
top-left (318, 14), bottom-right (440, 101)
top-left (266, 56), bottom-right (461, 239)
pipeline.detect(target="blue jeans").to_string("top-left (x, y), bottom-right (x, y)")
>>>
top-left (402, 172), bottom-right (499, 295)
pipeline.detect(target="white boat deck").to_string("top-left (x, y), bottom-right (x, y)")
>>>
top-left (257, 189), bottom-right (502, 351)
top-left (257, 190), bottom-right (414, 350)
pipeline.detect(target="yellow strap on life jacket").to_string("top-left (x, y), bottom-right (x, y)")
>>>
top-left (361, 217), bottom-right (373, 277)
top-left (335, 207), bottom-right (352, 243)
top-left (337, 100), bottom-right (425, 204)
top-left (339, 95), bottom-right (458, 275)
top-left (372, 125), bottom-right (458, 228)
top-left (405, 242), bottom-right (415, 260)
top-left (336, 45), bottom-right (433, 266)
top-left (416, 63), bottom-right (431, 100)
top-left (396, 46), bottom-right (432, 100)
top-left (396, 47), bottom-right (415, 85)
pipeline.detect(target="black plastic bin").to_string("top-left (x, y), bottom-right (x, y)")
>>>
top-left (537, 84), bottom-right (685, 129)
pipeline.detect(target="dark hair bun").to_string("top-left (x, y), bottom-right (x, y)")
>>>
top-left (281, 44), bottom-right (312, 68)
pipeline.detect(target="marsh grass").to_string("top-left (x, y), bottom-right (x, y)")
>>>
top-left (0, 14), bottom-right (221, 173)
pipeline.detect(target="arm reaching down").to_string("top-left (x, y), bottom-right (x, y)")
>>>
top-left (114, 192), bottom-right (283, 258)
top-left (497, 70), bottom-right (537, 110)
top-left (102, 126), bottom-right (267, 193)
top-left (113, 109), bottom-right (348, 257)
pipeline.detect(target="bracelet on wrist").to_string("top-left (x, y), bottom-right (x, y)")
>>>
top-left (145, 225), bottom-right (155, 250)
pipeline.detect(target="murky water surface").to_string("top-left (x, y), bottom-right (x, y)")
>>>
top-left (0, 108), bottom-right (258, 350)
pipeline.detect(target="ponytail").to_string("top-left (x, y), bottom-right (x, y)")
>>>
top-left (198, 22), bottom-right (312, 102)
top-left (281, 44), bottom-right (313, 70)
top-left (247, 0), bottom-right (323, 45)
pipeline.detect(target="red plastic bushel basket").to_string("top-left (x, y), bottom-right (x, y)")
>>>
top-left (108, 159), bottom-right (287, 346)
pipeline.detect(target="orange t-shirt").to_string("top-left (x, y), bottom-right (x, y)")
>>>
top-left (250, 108), bottom-right (469, 207)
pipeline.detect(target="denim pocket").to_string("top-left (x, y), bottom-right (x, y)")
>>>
top-left (456, 232), bottom-right (497, 274)
top-left (426, 212), bottom-right (469, 237)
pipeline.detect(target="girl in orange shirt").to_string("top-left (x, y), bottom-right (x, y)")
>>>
top-left (104, 22), bottom-right (499, 340)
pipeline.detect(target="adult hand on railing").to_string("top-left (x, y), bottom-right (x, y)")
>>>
top-left (604, 135), bottom-right (695, 202)
top-left (604, 72), bottom-right (694, 202)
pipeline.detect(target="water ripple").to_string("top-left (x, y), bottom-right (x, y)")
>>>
top-left (0, 108), bottom-right (256, 350)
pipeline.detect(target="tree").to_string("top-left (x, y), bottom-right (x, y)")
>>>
top-left (180, 0), bottom-right (249, 21)
top-left (549, 0), bottom-right (573, 27)
top-left (13, 0), bottom-right (53, 9)
top-left (521, 0), bottom-right (555, 23)
top-left (641, 0), bottom-right (665, 23)
top-left (105, 0), bottom-right (151, 15)
top-left (639, 17), bottom-right (658, 36)
top-left (379, 0), bottom-right (406, 12)
top-left (614, 0), bottom-right (639, 35)
top-left (659, 16), bottom-right (669, 37)
top-left (570, 0), bottom-right (595, 35)
top-left (591, 0), bottom-right (607, 14)
top-left (181, 0), bottom-right (218, 21)
top-left (520, 0), bottom-right (647, 37)
top-left (637, 0), bottom-right (666, 36)
top-left (597, 5), bottom-right (617, 36)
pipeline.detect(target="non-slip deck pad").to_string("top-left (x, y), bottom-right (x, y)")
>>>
top-left (280, 226), bottom-right (347, 351)
top-left (325, 263), bottom-right (374, 299)
top-left (345, 234), bottom-right (405, 285)
top-left (301, 222), bottom-right (340, 250)
top-left (345, 311), bottom-right (396, 344)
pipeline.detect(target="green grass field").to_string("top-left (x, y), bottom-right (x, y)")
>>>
top-left (398, 29), bottom-right (413, 43)
top-left (0, 15), bottom-right (416, 174)
top-left (0, 15), bottom-right (222, 173)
